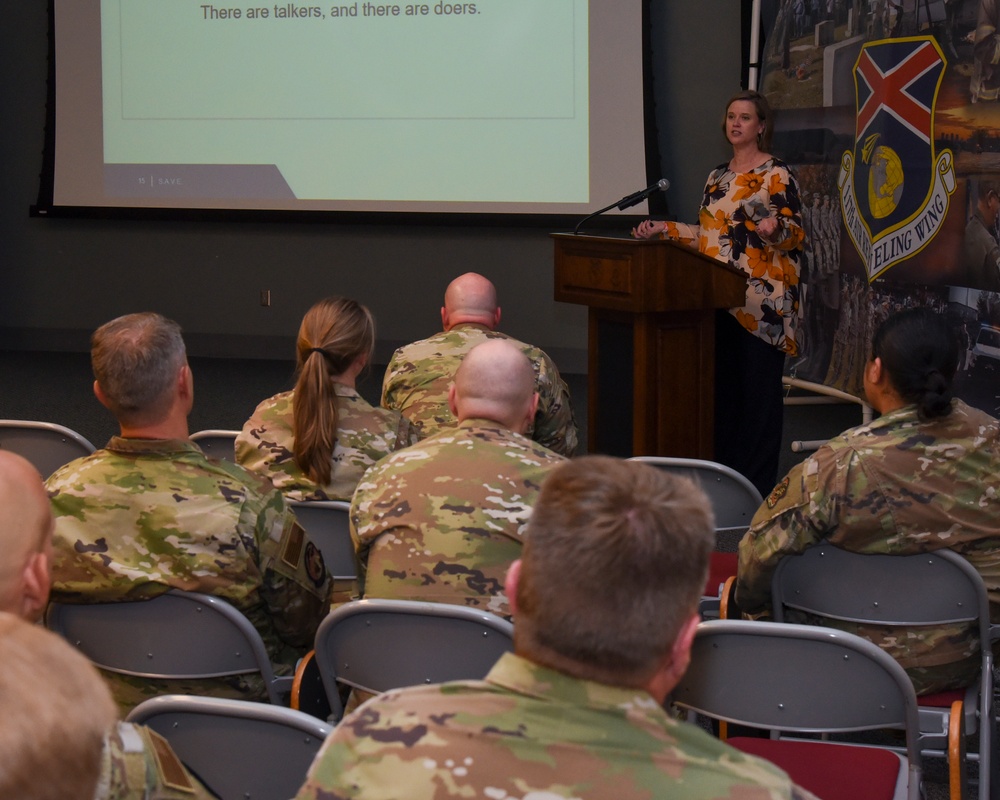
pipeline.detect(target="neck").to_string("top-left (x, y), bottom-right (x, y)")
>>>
top-left (730, 143), bottom-right (765, 170)
top-left (444, 315), bottom-right (493, 332)
top-left (118, 415), bottom-right (189, 441)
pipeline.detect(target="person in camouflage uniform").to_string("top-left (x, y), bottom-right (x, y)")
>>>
top-left (0, 457), bottom-right (214, 799)
top-left (47, 312), bottom-right (331, 710)
top-left (0, 612), bottom-right (215, 800)
top-left (237, 296), bottom-right (416, 502)
top-left (296, 456), bottom-right (817, 800)
top-left (737, 307), bottom-right (1000, 695)
top-left (353, 339), bottom-right (565, 619)
top-left (381, 271), bottom-right (578, 457)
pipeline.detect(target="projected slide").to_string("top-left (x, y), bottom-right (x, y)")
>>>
top-left (102, 0), bottom-right (586, 203)
top-left (50, 0), bottom-right (647, 215)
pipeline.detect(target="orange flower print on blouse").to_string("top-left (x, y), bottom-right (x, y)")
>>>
top-left (692, 158), bottom-right (804, 356)
top-left (733, 172), bottom-right (765, 201)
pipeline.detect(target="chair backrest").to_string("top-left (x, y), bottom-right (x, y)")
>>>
top-left (771, 545), bottom-right (990, 641)
top-left (288, 500), bottom-right (356, 580)
top-left (772, 546), bottom-right (995, 800)
top-left (673, 619), bottom-right (922, 786)
top-left (127, 695), bottom-right (331, 800)
top-left (189, 429), bottom-right (240, 463)
top-left (314, 599), bottom-right (514, 719)
top-left (46, 590), bottom-right (286, 704)
top-left (627, 456), bottom-right (763, 536)
top-left (0, 419), bottom-right (95, 478)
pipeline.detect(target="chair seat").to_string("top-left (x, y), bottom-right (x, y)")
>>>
top-left (918, 689), bottom-right (964, 709)
top-left (731, 736), bottom-right (904, 800)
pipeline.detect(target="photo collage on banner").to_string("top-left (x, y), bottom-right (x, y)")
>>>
top-left (761, 0), bottom-right (1000, 414)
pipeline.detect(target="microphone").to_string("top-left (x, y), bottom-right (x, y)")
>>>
top-left (615, 178), bottom-right (670, 211)
top-left (574, 178), bottom-right (670, 235)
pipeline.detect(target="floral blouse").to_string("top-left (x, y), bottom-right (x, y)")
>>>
top-left (665, 157), bottom-right (804, 356)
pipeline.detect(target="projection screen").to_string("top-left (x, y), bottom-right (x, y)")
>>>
top-left (42, 0), bottom-right (655, 218)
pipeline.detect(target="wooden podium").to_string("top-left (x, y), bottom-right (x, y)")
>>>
top-left (552, 233), bottom-right (747, 459)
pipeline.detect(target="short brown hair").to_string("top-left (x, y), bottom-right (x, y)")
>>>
top-left (514, 456), bottom-right (714, 686)
top-left (91, 312), bottom-right (186, 427)
top-left (0, 612), bottom-right (118, 799)
top-left (293, 296), bottom-right (376, 486)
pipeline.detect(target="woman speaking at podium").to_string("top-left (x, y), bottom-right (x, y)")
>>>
top-left (633, 90), bottom-right (804, 498)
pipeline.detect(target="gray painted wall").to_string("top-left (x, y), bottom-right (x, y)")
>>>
top-left (0, 2), bottom-right (740, 371)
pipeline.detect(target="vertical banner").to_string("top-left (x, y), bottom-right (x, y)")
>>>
top-left (761, 0), bottom-right (1000, 415)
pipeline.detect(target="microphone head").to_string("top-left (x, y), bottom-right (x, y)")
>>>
top-left (657, 178), bottom-right (670, 191)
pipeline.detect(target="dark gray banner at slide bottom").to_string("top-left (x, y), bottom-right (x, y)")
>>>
top-left (104, 164), bottom-right (295, 199)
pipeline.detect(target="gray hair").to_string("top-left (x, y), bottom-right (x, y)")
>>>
top-left (91, 312), bottom-right (187, 426)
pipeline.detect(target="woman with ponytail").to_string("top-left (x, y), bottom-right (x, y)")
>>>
top-left (736, 306), bottom-right (1000, 696)
top-left (237, 297), bottom-right (416, 500)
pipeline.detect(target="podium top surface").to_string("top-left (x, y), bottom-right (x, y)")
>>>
top-left (551, 232), bottom-right (747, 314)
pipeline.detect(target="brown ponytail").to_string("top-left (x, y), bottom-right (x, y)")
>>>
top-left (292, 297), bottom-right (375, 485)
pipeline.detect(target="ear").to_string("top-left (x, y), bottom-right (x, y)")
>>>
top-left (504, 559), bottom-right (522, 616)
top-left (521, 392), bottom-right (539, 433)
top-left (867, 356), bottom-right (883, 386)
top-left (447, 382), bottom-right (459, 417)
top-left (645, 612), bottom-right (700, 702)
top-left (440, 306), bottom-right (449, 330)
top-left (21, 550), bottom-right (51, 623)
top-left (93, 380), bottom-right (112, 410)
top-left (494, 306), bottom-right (502, 328)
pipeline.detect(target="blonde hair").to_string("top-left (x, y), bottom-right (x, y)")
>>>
top-left (0, 612), bottom-right (118, 799)
top-left (514, 456), bottom-right (714, 687)
top-left (292, 297), bottom-right (375, 486)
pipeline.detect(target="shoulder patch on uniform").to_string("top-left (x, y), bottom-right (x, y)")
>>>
top-left (766, 476), bottom-right (790, 509)
top-left (282, 523), bottom-right (306, 570)
top-left (148, 729), bottom-right (197, 793)
top-left (304, 541), bottom-right (327, 588)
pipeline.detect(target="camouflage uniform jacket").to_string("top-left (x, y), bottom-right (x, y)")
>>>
top-left (350, 419), bottom-right (565, 619)
top-left (47, 437), bottom-right (331, 706)
top-left (96, 722), bottom-right (214, 799)
top-left (235, 386), bottom-right (416, 501)
top-left (294, 652), bottom-right (816, 800)
top-left (381, 323), bottom-right (579, 456)
top-left (736, 401), bottom-right (1000, 690)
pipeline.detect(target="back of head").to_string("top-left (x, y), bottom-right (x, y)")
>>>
top-left (977, 179), bottom-right (1000, 204)
top-left (443, 272), bottom-right (499, 329)
top-left (91, 312), bottom-right (186, 428)
top-left (451, 339), bottom-right (536, 430)
top-left (293, 296), bottom-right (375, 486)
top-left (0, 612), bottom-right (118, 800)
top-left (0, 452), bottom-right (53, 621)
top-left (872, 307), bottom-right (959, 420)
top-left (514, 456), bottom-right (714, 687)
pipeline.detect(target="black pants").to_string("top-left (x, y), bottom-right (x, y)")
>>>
top-left (713, 311), bottom-right (786, 500)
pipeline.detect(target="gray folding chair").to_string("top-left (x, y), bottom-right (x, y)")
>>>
top-left (771, 545), bottom-right (996, 800)
top-left (127, 695), bottom-right (331, 800)
top-left (673, 619), bottom-right (923, 800)
top-left (189, 429), bottom-right (240, 463)
top-left (0, 419), bottom-right (95, 478)
top-left (314, 598), bottom-right (514, 720)
top-left (628, 456), bottom-right (762, 618)
top-left (46, 589), bottom-right (291, 704)
top-left (288, 500), bottom-right (357, 581)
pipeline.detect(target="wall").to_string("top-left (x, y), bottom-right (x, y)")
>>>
top-left (0, 2), bottom-right (740, 371)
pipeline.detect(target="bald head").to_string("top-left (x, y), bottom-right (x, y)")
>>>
top-left (442, 273), bottom-right (501, 331)
top-left (449, 340), bottom-right (538, 432)
top-left (0, 452), bottom-right (53, 621)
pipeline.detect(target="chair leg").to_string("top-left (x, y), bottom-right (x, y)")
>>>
top-left (949, 700), bottom-right (967, 800)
